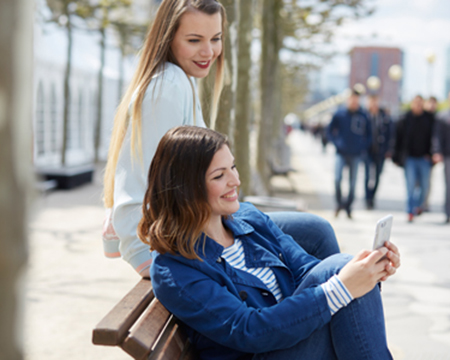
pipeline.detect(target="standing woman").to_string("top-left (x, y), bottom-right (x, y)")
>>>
top-left (103, 0), bottom-right (339, 277)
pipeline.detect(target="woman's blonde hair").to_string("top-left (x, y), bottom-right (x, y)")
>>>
top-left (103, 0), bottom-right (226, 208)
top-left (138, 126), bottom-right (229, 260)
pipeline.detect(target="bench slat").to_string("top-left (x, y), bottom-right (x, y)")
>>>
top-left (121, 298), bottom-right (171, 359)
top-left (92, 278), bottom-right (154, 346)
top-left (154, 323), bottom-right (184, 360)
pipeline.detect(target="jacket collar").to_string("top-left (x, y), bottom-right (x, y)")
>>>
top-left (196, 217), bottom-right (254, 264)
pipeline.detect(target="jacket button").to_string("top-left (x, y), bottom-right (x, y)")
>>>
top-left (261, 291), bottom-right (269, 297)
top-left (216, 257), bottom-right (222, 263)
top-left (239, 291), bottom-right (248, 301)
top-left (279, 253), bottom-right (284, 261)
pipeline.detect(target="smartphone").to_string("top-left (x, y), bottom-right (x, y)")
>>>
top-left (373, 215), bottom-right (393, 259)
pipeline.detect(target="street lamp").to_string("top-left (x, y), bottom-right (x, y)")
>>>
top-left (388, 64), bottom-right (402, 82)
top-left (367, 76), bottom-right (381, 93)
top-left (353, 83), bottom-right (366, 95)
top-left (388, 64), bottom-right (403, 117)
top-left (425, 49), bottom-right (436, 97)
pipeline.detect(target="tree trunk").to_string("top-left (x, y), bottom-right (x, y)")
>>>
top-left (213, 0), bottom-right (238, 143)
top-left (61, 13), bottom-right (73, 165)
top-left (0, 0), bottom-right (32, 359)
top-left (198, 62), bottom-right (214, 128)
top-left (234, 0), bottom-right (252, 196)
top-left (94, 27), bottom-right (106, 162)
top-left (257, 0), bottom-right (282, 193)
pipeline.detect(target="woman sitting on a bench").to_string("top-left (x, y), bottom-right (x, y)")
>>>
top-left (138, 125), bottom-right (400, 360)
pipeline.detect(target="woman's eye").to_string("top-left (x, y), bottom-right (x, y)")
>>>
top-left (212, 37), bottom-right (222, 42)
top-left (188, 39), bottom-right (200, 43)
top-left (213, 174), bottom-right (224, 180)
top-left (232, 165), bottom-right (237, 170)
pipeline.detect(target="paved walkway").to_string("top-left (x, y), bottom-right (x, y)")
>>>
top-left (285, 130), bottom-right (450, 359)
top-left (24, 130), bottom-right (450, 359)
top-left (25, 167), bottom-right (136, 360)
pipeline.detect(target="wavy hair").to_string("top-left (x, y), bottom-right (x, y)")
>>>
top-left (138, 126), bottom-right (228, 260)
top-left (104, 0), bottom-right (226, 208)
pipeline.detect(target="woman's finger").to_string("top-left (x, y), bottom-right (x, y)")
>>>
top-left (386, 250), bottom-right (401, 269)
top-left (354, 249), bottom-right (372, 261)
top-left (365, 247), bottom-right (389, 265)
top-left (385, 241), bottom-right (400, 257)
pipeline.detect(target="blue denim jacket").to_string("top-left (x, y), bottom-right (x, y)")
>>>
top-left (150, 203), bottom-right (331, 360)
top-left (327, 107), bottom-right (372, 156)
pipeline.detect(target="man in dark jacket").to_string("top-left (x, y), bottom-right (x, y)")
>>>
top-left (394, 95), bottom-right (435, 222)
top-left (432, 91), bottom-right (450, 223)
top-left (363, 95), bottom-right (393, 209)
top-left (327, 90), bottom-right (372, 218)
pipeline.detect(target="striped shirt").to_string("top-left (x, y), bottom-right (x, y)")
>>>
top-left (222, 238), bottom-right (283, 302)
top-left (320, 275), bottom-right (353, 315)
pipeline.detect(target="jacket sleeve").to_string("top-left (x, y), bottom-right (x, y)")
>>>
top-left (151, 255), bottom-right (330, 354)
top-left (112, 68), bottom-right (200, 276)
top-left (365, 113), bottom-right (373, 150)
top-left (394, 118), bottom-right (405, 155)
top-left (326, 114), bottom-right (338, 145)
top-left (387, 115), bottom-right (395, 154)
top-left (432, 116), bottom-right (444, 154)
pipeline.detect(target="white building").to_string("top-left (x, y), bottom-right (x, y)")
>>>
top-left (33, 0), bottom-right (156, 180)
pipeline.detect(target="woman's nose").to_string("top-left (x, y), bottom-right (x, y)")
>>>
top-left (229, 171), bottom-right (241, 187)
top-left (200, 43), bottom-right (213, 58)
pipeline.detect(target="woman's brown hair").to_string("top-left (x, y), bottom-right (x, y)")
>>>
top-left (138, 126), bottom-right (228, 259)
top-left (104, 0), bottom-right (226, 208)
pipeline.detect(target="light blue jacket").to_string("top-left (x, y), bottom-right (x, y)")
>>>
top-left (151, 202), bottom-right (330, 360)
top-left (105, 62), bottom-right (205, 275)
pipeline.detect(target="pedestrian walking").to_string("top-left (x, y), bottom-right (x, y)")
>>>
top-left (327, 90), bottom-right (372, 218)
top-left (393, 95), bottom-right (435, 222)
top-left (363, 95), bottom-right (394, 209)
top-left (101, 0), bottom-right (339, 278)
top-left (139, 125), bottom-right (400, 360)
top-left (432, 91), bottom-right (450, 224)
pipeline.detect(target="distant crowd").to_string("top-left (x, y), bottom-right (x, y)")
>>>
top-left (308, 91), bottom-right (450, 224)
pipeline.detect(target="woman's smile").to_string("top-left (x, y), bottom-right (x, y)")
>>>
top-left (221, 189), bottom-right (238, 201)
top-left (194, 60), bottom-right (211, 69)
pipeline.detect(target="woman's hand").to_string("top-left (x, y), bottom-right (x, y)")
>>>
top-left (379, 241), bottom-right (401, 281)
top-left (337, 242), bottom-right (400, 299)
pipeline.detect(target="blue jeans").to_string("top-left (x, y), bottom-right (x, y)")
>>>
top-left (404, 157), bottom-right (432, 214)
top-left (253, 254), bottom-right (392, 360)
top-left (268, 212), bottom-right (340, 260)
top-left (363, 153), bottom-right (386, 202)
top-left (334, 154), bottom-right (361, 211)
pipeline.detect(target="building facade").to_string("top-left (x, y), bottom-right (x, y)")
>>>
top-left (445, 45), bottom-right (450, 98)
top-left (349, 46), bottom-right (403, 115)
top-left (33, 0), bottom-right (157, 172)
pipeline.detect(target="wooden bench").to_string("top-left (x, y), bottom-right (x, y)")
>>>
top-left (92, 278), bottom-right (197, 360)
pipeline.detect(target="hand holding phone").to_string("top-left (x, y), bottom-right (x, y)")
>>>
top-left (373, 215), bottom-right (393, 259)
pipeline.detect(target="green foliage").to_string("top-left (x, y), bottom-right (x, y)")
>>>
top-left (280, 0), bottom-right (376, 67)
top-left (45, 0), bottom-right (133, 30)
top-left (275, 0), bottom-right (376, 116)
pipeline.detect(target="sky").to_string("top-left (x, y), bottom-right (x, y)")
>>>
top-left (321, 0), bottom-right (450, 101)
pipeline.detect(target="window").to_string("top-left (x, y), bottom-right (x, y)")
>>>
top-left (78, 88), bottom-right (84, 149)
top-left (67, 92), bottom-right (75, 149)
top-left (371, 53), bottom-right (379, 77)
top-left (50, 84), bottom-right (58, 153)
top-left (36, 82), bottom-right (45, 155)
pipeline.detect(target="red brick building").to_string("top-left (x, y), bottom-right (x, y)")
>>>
top-left (350, 46), bottom-right (403, 114)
